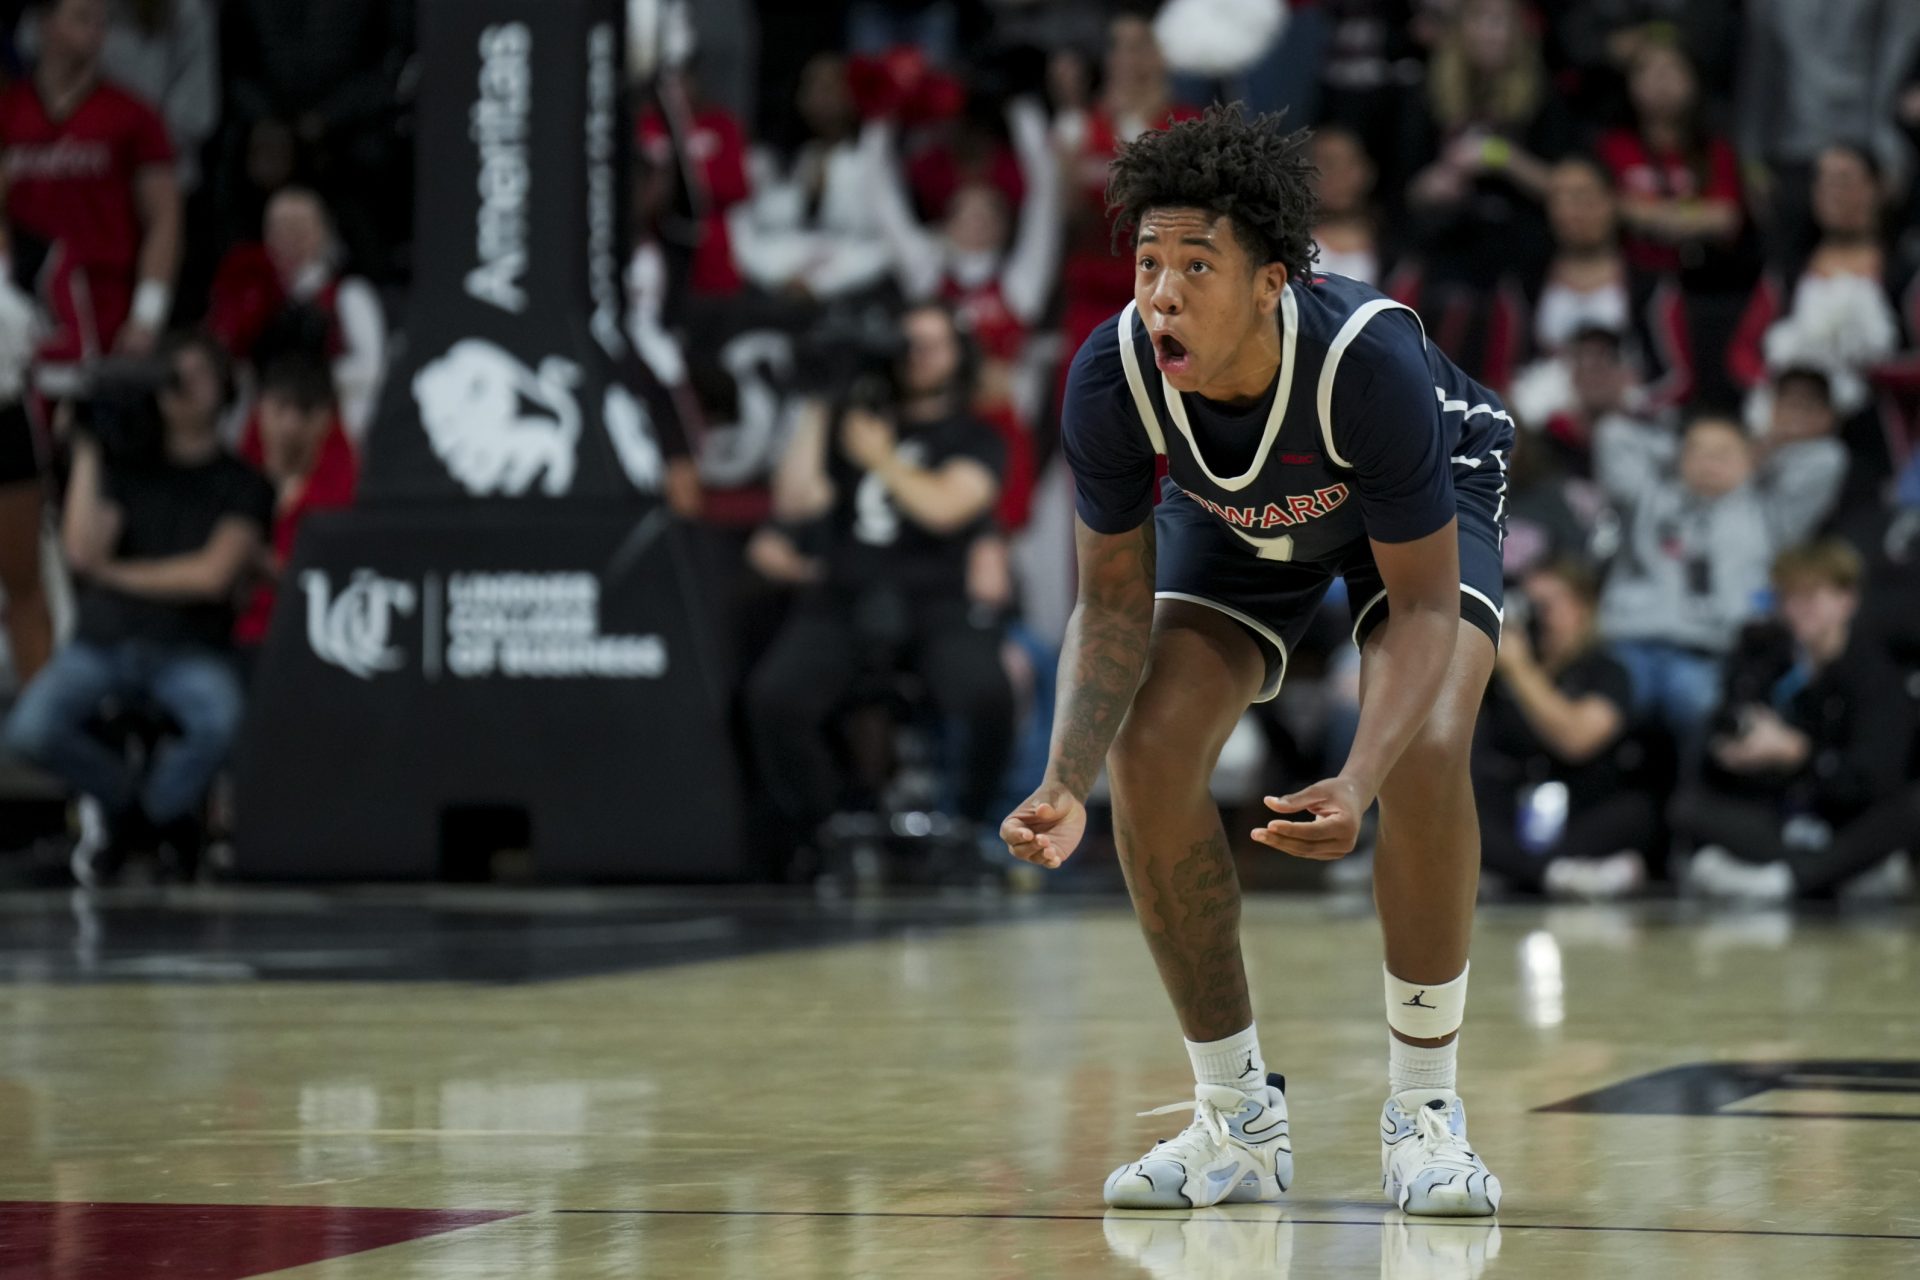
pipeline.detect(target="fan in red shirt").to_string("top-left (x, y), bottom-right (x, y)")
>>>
top-left (234, 356), bottom-right (357, 650)
top-left (0, 0), bottom-right (182, 373)
top-left (1053, 15), bottom-right (1201, 392)
top-left (1593, 43), bottom-right (1741, 278)
top-left (637, 69), bottom-right (751, 299)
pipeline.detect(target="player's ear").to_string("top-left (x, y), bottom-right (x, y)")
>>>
top-left (1254, 261), bottom-right (1287, 315)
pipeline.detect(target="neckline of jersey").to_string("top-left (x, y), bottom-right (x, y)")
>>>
top-left (1158, 283), bottom-right (1297, 493)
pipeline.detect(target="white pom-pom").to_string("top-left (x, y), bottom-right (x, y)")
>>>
top-left (1508, 357), bottom-right (1574, 429)
top-left (1154, 0), bottom-right (1289, 77)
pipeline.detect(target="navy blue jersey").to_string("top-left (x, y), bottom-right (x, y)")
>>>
top-left (1061, 273), bottom-right (1512, 567)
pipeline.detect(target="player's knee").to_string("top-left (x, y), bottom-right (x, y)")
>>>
top-left (1382, 729), bottom-right (1471, 811)
top-left (1109, 700), bottom-right (1224, 797)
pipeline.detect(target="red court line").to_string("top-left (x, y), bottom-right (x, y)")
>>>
top-left (0, 1201), bottom-right (519, 1280)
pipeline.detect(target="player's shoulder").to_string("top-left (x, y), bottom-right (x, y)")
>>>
top-left (1063, 307), bottom-right (1140, 410)
top-left (1298, 273), bottom-right (1426, 377)
top-left (1068, 306), bottom-right (1133, 376)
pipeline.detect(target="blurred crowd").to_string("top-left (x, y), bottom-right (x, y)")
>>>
top-left (0, 0), bottom-right (1916, 902)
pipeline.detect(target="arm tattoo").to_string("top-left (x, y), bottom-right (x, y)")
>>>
top-left (1046, 520), bottom-right (1156, 798)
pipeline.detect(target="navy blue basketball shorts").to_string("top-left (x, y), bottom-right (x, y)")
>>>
top-left (1153, 469), bottom-right (1506, 704)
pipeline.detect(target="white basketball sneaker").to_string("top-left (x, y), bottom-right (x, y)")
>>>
top-left (1380, 1090), bottom-right (1501, 1216)
top-left (1104, 1074), bottom-right (1293, 1209)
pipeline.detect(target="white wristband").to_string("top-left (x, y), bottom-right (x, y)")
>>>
top-left (131, 279), bottom-right (171, 330)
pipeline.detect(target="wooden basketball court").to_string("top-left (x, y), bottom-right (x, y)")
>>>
top-left (1, 887), bottom-right (1915, 1277)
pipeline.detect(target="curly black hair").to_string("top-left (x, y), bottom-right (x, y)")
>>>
top-left (1106, 104), bottom-right (1318, 279)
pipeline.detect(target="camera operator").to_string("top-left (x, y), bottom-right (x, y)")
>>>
top-left (3, 330), bottom-right (272, 883)
top-left (745, 300), bottom-right (1014, 856)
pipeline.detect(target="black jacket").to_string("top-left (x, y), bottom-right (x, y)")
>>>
top-left (1712, 623), bottom-right (1915, 823)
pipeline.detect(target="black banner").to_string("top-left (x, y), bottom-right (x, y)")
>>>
top-left (234, 508), bottom-right (744, 880)
top-left (359, 0), bottom-right (661, 503)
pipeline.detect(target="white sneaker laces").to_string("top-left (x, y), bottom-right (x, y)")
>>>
top-left (1135, 1084), bottom-right (1249, 1162)
top-left (1411, 1101), bottom-right (1479, 1172)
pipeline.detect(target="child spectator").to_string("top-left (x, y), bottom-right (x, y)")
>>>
top-left (1596, 390), bottom-right (1847, 760)
top-left (1678, 539), bottom-right (1918, 901)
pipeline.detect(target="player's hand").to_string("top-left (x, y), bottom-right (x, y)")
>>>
top-left (1000, 783), bottom-right (1086, 870)
top-left (1253, 778), bottom-right (1371, 860)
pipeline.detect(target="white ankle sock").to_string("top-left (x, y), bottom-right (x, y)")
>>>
top-left (1388, 1033), bottom-right (1458, 1094)
top-left (1186, 1024), bottom-right (1266, 1094)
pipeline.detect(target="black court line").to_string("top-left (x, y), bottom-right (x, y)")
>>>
top-left (549, 1206), bottom-right (1920, 1244)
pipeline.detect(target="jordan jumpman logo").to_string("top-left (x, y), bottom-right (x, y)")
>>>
top-left (1403, 991), bottom-right (1436, 1010)
top-left (1240, 1051), bottom-right (1256, 1077)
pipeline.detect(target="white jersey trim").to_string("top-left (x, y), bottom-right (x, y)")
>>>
top-left (1316, 298), bottom-right (1423, 471)
top-left (1351, 583), bottom-right (1507, 649)
top-left (1157, 591), bottom-right (1291, 703)
top-left (1157, 284), bottom-right (1300, 493)
top-left (1116, 301), bottom-right (1168, 456)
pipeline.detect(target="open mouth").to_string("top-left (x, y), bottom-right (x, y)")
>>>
top-left (1153, 331), bottom-right (1192, 375)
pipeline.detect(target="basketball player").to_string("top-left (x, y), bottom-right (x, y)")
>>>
top-left (1001, 107), bottom-right (1508, 1216)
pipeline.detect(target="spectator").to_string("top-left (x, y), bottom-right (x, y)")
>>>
top-left (1500, 416), bottom-right (1606, 581)
top-left (1476, 557), bottom-right (1655, 898)
top-left (1509, 156), bottom-right (1695, 415)
top-left (1554, 0), bottom-right (1739, 114)
top-left (1678, 539), bottom-right (1918, 901)
top-left (0, 269), bottom-right (49, 686)
top-left (1399, 0), bottom-right (1570, 385)
top-left (2, 330), bottom-right (271, 883)
top-left (1736, 0), bottom-right (1920, 259)
top-left (1729, 144), bottom-right (1905, 398)
top-left (1596, 392), bottom-right (1848, 760)
top-left (1310, 125), bottom-right (1386, 286)
top-left (1524, 324), bottom-right (1661, 477)
top-left (206, 186), bottom-right (386, 442)
top-left (1054, 15), bottom-right (1200, 378)
top-left (1314, 0), bottom-right (1433, 210)
top-left (233, 356), bottom-right (355, 651)
top-left (730, 53), bottom-right (894, 302)
top-left (639, 66), bottom-right (752, 299)
top-left (866, 96), bottom-right (1058, 362)
top-left (1594, 43), bottom-right (1743, 282)
top-left (219, 0), bottom-right (412, 281)
top-left (745, 301), bottom-right (1012, 856)
top-left (1532, 159), bottom-right (1633, 354)
top-left (0, 0), bottom-right (182, 371)
top-left (16, 0), bottom-right (217, 191)
top-left (865, 94), bottom-right (1056, 526)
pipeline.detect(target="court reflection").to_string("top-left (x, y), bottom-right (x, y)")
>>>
top-left (1100, 1207), bottom-right (1504, 1280)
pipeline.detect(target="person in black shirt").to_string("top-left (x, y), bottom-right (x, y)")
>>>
top-left (1475, 557), bottom-right (1656, 897)
top-left (4, 331), bottom-right (273, 880)
top-left (745, 301), bottom-right (1013, 853)
top-left (1677, 539), bottom-right (1919, 900)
